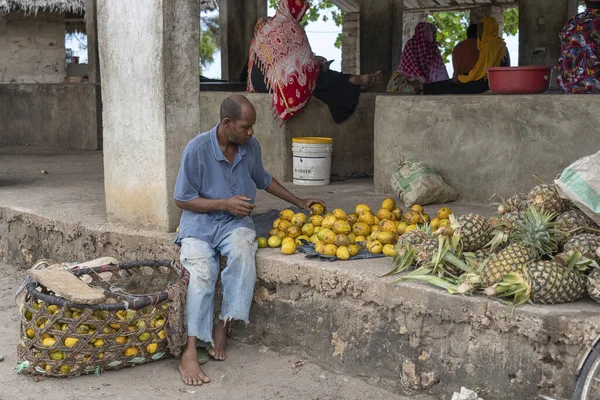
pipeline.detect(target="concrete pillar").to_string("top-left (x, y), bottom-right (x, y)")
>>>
top-left (220, 0), bottom-right (267, 81)
top-left (568, 0), bottom-right (579, 19)
top-left (85, 0), bottom-right (102, 150)
top-left (85, 0), bottom-right (100, 83)
top-left (402, 12), bottom-right (428, 50)
top-left (97, 0), bottom-right (200, 231)
top-left (470, 5), bottom-right (504, 33)
top-left (519, 0), bottom-right (567, 66)
top-left (341, 12), bottom-right (360, 75)
top-left (359, 0), bottom-right (403, 91)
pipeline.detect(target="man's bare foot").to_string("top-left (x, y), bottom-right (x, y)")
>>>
top-left (350, 71), bottom-right (383, 88)
top-left (179, 338), bottom-right (211, 386)
top-left (208, 320), bottom-right (230, 361)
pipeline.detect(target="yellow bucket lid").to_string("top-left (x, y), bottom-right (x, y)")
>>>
top-left (292, 137), bottom-right (333, 144)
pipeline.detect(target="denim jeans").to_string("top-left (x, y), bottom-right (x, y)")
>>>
top-left (180, 227), bottom-right (258, 347)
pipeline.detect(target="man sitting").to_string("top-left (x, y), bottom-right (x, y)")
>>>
top-left (558, 0), bottom-right (600, 93)
top-left (452, 24), bottom-right (480, 77)
top-left (174, 94), bottom-right (325, 386)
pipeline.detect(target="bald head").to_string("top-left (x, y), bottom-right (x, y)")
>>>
top-left (220, 94), bottom-right (255, 123)
top-left (219, 94), bottom-right (257, 146)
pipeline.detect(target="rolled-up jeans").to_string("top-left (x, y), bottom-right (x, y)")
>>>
top-left (180, 227), bottom-right (258, 347)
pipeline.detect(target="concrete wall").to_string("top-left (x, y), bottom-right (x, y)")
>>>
top-left (0, 84), bottom-right (100, 150)
top-left (0, 12), bottom-right (66, 83)
top-left (3, 205), bottom-right (598, 400)
top-left (519, 0), bottom-right (567, 67)
top-left (341, 12), bottom-right (360, 75)
top-left (98, 0), bottom-right (200, 231)
top-left (374, 94), bottom-right (600, 203)
top-left (198, 92), bottom-right (376, 183)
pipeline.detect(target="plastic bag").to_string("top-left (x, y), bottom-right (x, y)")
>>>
top-left (391, 157), bottom-right (458, 207)
top-left (555, 151), bottom-right (600, 225)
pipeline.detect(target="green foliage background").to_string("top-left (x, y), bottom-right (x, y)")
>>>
top-left (199, 4), bottom-right (519, 73)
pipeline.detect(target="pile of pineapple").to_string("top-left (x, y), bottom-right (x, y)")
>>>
top-left (388, 182), bottom-right (600, 306)
top-left (259, 198), bottom-right (454, 261)
top-left (20, 300), bottom-right (168, 374)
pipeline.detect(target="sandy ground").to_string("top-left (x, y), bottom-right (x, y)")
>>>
top-left (0, 263), bottom-right (435, 400)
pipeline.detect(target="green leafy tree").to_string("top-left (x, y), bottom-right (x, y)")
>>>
top-left (200, 14), bottom-right (219, 75)
top-left (268, 0), bottom-right (343, 48)
top-left (428, 8), bottom-right (519, 64)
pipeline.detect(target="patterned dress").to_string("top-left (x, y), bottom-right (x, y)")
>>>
top-left (558, 9), bottom-right (600, 94)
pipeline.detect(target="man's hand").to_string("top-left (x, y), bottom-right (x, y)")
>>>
top-left (224, 195), bottom-right (256, 217)
top-left (297, 199), bottom-right (326, 213)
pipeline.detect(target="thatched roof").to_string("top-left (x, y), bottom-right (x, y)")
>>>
top-left (332, 0), bottom-right (517, 13)
top-left (0, 0), bottom-right (84, 16)
top-left (1, 0), bottom-right (219, 17)
top-left (201, 0), bottom-right (219, 12)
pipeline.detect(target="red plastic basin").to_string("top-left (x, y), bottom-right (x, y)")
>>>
top-left (487, 66), bottom-right (552, 94)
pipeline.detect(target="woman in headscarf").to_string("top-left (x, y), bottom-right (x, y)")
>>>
top-left (247, 0), bottom-right (382, 124)
top-left (415, 16), bottom-right (510, 95)
top-left (387, 22), bottom-right (449, 93)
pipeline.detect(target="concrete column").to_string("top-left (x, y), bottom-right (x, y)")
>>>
top-left (85, 0), bottom-right (102, 150)
top-left (98, 0), bottom-right (200, 231)
top-left (402, 12), bottom-right (428, 50)
top-left (85, 0), bottom-right (100, 83)
top-left (359, 0), bottom-right (403, 91)
top-left (568, 0), bottom-right (579, 20)
top-left (470, 5), bottom-right (504, 33)
top-left (341, 12), bottom-right (360, 75)
top-left (220, 0), bottom-right (267, 81)
top-left (519, 0), bottom-right (567, 66)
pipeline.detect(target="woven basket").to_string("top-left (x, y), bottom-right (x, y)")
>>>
top-left (17, 260), bottom-right (189, 377)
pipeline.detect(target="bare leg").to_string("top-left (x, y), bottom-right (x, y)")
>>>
top-left (348, 71), bottom-right (383, 88)
top-left (208, 319), bottom-right (231, 361)
top-left (179, 336), bottom-right (211, 386)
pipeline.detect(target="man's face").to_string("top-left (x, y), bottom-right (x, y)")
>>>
top-left (225, 105), bottom-right (256, 145)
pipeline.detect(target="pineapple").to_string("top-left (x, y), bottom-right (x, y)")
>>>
top-left (414, 237), bottom-right (439, 266)
top-left (528, 184), bottom-right (567, 215)
top-left (453, 214), bottom-right (491, 252)
top-left (397, 227), bottom-right (432, 248)
top-left (564, 233), bottom-right (600, 262)
top-left (481, 206), bottom-right (559, 287)
top-left (555, 209), bottom-right (598, 236)
top-left (486, 253), bottom-right (586, 305)
top-left (506, 193), bottom-right (530, 213)
top-left (501, 211), bottom-right (525, 227)
top-left (587, 269), bottom-right (600, 304)
top-left (526, 258), bottom-right (585, 304)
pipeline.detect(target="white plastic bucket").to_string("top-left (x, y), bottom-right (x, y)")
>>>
top-left (292, 137), bottom-right (333, 186)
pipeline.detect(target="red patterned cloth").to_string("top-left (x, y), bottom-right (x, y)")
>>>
top-left (396, 22), bottom-right (448, 84)
top-left (247, 0), bottom-right (320, 122)
top-left (558, 7), bottom-right (600, 93)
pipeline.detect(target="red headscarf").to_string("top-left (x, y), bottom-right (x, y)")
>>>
top-left (247, 0), bottom-right (320, 122)
top-left (396, 22), bottom-right (449, 84)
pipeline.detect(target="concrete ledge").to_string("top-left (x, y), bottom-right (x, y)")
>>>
top-left (199, 92), bottom-right (376, 182)
top-left (2, 205), bottom-right (599, 399)
top-left (374, 94), bottom-right (600, 202)
top-left (0, 84), bottom-right (101, 150)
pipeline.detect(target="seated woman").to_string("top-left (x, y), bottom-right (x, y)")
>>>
top-left (557, 0), bottom-right (600, 93)
top-left (246, 0), bottom-right (382, 124)
top-left (387, 22), bottom-right (449, 93)
top-left (416, 16), bottom-right (510, 95)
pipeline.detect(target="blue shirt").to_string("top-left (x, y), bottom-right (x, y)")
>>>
top-left (174, 124), bottom-right (273, 247)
